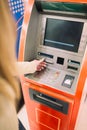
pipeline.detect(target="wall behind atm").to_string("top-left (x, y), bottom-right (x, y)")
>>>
top-left (8, 0), bottom-right (25, 58)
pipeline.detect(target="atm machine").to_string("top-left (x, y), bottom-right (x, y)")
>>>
top-left (18, 0), bottom-right (87, 130)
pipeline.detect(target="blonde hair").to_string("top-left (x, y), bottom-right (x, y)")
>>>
top-left (0, 0), bottom-right (20, 129)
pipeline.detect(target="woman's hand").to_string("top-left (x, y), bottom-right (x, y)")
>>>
top-left (17, 58), bottom-right (46, 75)
top-left (34, 58), bottom-right (46, 71)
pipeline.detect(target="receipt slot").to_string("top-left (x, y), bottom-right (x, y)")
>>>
top-left (19, 0), bottom-right (87, 130)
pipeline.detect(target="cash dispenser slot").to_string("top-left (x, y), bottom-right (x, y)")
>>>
top-left (29, 88), bottom-right (69, 114)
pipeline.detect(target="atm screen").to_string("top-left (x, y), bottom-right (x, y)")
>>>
top-left (44, 18), bottom-right (83, 52)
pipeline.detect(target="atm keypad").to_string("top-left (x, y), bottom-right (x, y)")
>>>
top-left (33, 68), bottom-right (60, 84)
top-left (26, 67), bottom-right (76, 94)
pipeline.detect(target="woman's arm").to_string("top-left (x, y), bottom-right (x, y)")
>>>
top-left (17, 59), bottom-right (46, 75)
